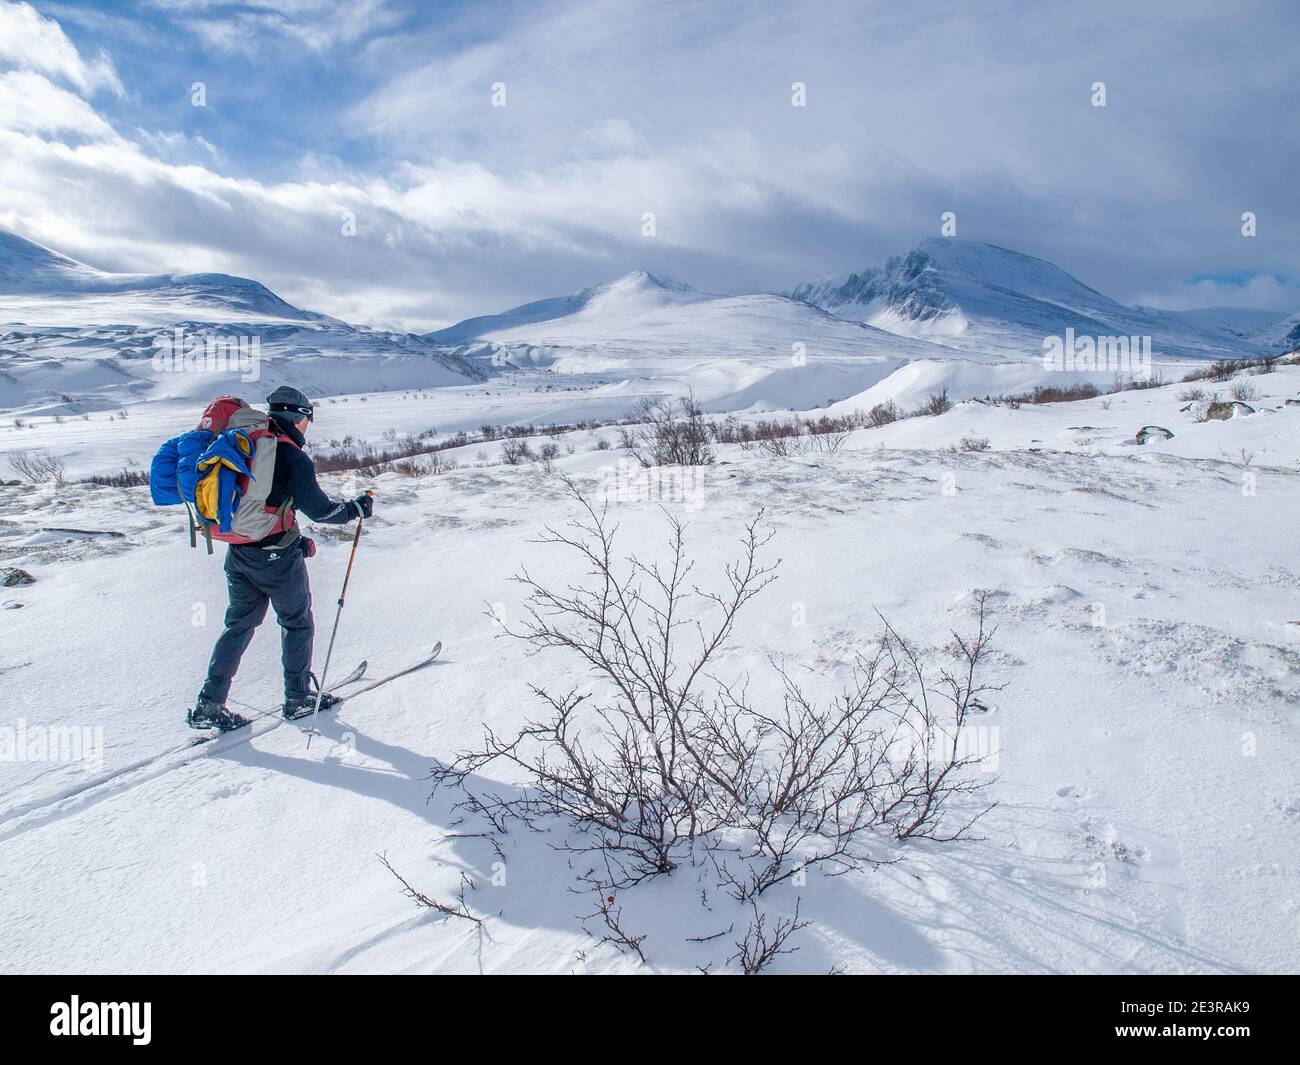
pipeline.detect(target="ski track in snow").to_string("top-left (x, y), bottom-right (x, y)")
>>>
top-left (1, 368), bottom-right (1298, 973)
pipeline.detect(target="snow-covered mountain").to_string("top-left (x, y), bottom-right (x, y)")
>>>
top-left (426, 270), bottom-right (700, 346)
top-left (1133, 304), bottom-right (1289, 340)
top-left (0, 230), bottom-right (485, 415)
top-left (430, 242), bottom-right (1288, 413)
top-left (791, 238), bottom-right (1268, 361)
top-left (5, 228), bottom-right (1290, 421)
top-left (0, 229), bottom-right (319, 322)
top-left (1249, 309), bottom-right (1300, 354)
top-left (427, 269), bottom-right (957, 410)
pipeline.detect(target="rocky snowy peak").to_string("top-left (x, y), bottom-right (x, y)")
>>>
top-left (793, 238), bottom-right (1144, 333)
top-left (792, 238), bottom-right (1265, 360)
top-left (587, 269), bottom-right (700, 297)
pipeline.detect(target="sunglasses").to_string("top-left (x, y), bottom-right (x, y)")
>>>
top-left (272, 403), bottom-right (314, 422)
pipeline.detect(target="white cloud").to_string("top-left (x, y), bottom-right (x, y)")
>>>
top-left (0, 0), bottom-right (123, 96)
top-left (158, 0), bottom-right (404, 54)
top-left (1135, 274), bottom-right (1300, 313)
top-left (0, 69), bottom-right (117, 136)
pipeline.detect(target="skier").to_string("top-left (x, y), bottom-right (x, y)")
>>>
top-left (189, 385), bottom-right (374, 732)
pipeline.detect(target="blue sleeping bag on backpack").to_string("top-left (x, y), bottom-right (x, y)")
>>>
top-left (150, 428), bottom-right (217, 507)
top-left (149, 436), bottom-right (182, 505)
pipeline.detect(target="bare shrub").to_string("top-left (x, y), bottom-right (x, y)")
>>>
top-left (744, 422), bottom-right (803, 458)
top-left (988, 383), bottom-right (1100, 407)
top-left (785, 415), bottom-right (852, 455)
top-left (391, 458), bottom-right (426, 477)
top-left (916, 387), bottom-right (952, 417)
top-left (378, 853), bottom-right (485, 927)
top-left (10, 449), bottom-right (65, 484)
top-left (82, 468), bottom-right (150, 487)
top-left (428, 451), bottom-right (457, 475)
top-left (311, 417), bottom-right (644, 476)
top-left (958, 434), bottom-right (990, 452)
top-left (712, 413), bottom-right (860, 452)
top-left (501, 438), bottom-right (535, 465)
top-left (578, 880), bottom-right (648, 962)
top-left (1124, 371), bottom-right (1166, 390)
top-left (434, 483), bottom-right (998, 895)
top-left (626, 394), bottom-right (714, 467)
top-left (752, 429), bottom-right (850, 458)
top-left (1178, 387), bottom-right (1206, 402)
top-left (1182, 359), bottom-right (1239, 383)
top-left (866, 400), bottom-right (902, 428)
top-left (1230, 379), bottom-right (1260, 403)
top-left (731, 898), bottom-right (810, 974)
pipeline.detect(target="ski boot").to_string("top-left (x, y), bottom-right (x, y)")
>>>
top-left (282, 690), bottom-right (342, 721)
top-left (188, 698), bottom-right (251, 732)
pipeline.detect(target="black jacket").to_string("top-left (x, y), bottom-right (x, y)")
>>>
top-left (248, 416), bottom-right (355, 547)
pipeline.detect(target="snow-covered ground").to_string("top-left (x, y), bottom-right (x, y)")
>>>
top-left (2, 364), bottom-right (1297, 973)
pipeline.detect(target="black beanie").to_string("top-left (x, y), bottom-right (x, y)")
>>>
top-left (266, 385), bottom-right (314, 421)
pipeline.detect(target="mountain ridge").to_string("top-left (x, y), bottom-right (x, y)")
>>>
top-left (789, 238), bottom-right (1271, 361)
top-left (0, 228), bottom-right (317, 322)
top-left (0, 228), bottom-right (486, 411)
top-left (431, 237), bottom-right (1288, 364)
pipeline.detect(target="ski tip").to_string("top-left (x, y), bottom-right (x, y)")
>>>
top-left (431, 641), bottom-right (443, 659)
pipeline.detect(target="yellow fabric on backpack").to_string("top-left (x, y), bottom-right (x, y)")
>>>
top-left (194, 455), bottom-right (246, 522)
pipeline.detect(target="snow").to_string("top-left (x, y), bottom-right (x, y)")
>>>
top-left (2, 362), bottom-right (1297, 973)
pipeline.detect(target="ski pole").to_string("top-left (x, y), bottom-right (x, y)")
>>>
top-left (306, 490), bottom-right (372, 747)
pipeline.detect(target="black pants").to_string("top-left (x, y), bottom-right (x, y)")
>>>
top-left (200, 540), bottom-right (314, 704)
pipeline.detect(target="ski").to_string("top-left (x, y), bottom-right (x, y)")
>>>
top-left (190, 658), bottom-right (369, 744)
top-left (0, 660), bottom-right (372, 841)
top-left (0, 650), bottom-right (439, 842)
top-left (333, 642), bottom-right (442, 706)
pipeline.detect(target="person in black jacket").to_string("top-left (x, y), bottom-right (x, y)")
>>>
top-left (189, 385), bottom-right (374, 732)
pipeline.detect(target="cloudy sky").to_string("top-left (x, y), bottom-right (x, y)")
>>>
top-left (1, 0), bottom-right (1297, 330)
